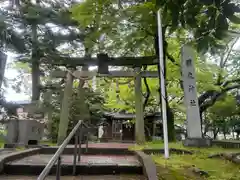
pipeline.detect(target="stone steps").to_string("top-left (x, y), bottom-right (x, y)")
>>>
top-left (41, 143), bottom-right (135, 155)
top-left (0, 143), bottom-right (147, 179)
top-left (3, 154), bottom-right (143, 175)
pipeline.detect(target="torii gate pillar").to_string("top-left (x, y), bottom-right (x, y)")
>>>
top-left (134, 67), bottom-right (145, 143)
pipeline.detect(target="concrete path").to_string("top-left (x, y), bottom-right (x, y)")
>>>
top-left (0, 175), bottom-right (146, 180)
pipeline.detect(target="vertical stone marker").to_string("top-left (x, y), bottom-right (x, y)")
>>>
top-left (181, 45), bottom-right (211, 147)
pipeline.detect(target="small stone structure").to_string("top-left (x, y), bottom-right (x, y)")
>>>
top-left (2, 101), bottom-right (45, 147)
top-left (4, 119), bottom-right (44, 147)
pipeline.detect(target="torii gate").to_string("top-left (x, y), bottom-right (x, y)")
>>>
top-left (43, 54), bottom-right (159, 144)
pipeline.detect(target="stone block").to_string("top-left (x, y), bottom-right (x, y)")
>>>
top-left (5, 119), bottom-right (44, 147)
top-left (183, 138), bottom-right (212, 147)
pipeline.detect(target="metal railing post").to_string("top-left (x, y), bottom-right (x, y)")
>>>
top-left (73, 132), bottom-right (78, 175)
top-left (56, 156), bottom-right (61, 180)
top-left (78, 126), bottom-right (82, 162)
top-left (37, 120), bottom-right (83, 180)
top-left (37, 121), bottom-right (97, 180)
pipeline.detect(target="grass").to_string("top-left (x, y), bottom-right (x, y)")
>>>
top-left (0, 141), bottom-right (4, 148)
top-left (40, 140), bottom-right (57, 146)
top-left (130, 141), bottom-right (240, 180)
top-left (129, 140), bottom-right (240, 154)
top-left (153, 154), bottom-right (240, 180)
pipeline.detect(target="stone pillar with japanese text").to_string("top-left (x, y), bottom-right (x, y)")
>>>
top-left (181, 45), bottom-right (202, 138)
top-left (181, 45), bottom-right (211, 146)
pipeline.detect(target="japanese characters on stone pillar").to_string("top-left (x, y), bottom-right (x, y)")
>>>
top-left (181, 45), bottom-right (202, 138)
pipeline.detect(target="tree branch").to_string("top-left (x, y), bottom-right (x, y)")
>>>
top-left (198, 90), bottom-right (215, 105)
top-left (166, 52), bottom-right (180, 66)
top-left (143, 65), bottom-right (151, 110)
top-left (221, 78), bottom-right (240, 87)
top-left (176, 96), bottom-right (184, 104)
top-left (199, 76), bottom-right (240, 106)
top-left (200, 84), bottom-right (240, 112)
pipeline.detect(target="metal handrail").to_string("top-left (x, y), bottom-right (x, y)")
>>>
top-left (37, 120), bottom-right (85, 180)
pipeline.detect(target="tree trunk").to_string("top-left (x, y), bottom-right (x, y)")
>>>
top-left (167, 103), bottom-right (175, 141)
top-left (213, 128), bottom-right (219, 139)
top-left (31, 1), bottom-right (40, 102)
top-left (0, 51), bottom-right (7, 89)
top-left (31, 59), bottom-right (40, 101)
top-left (163, 43), bottom-right (175, 142)
top-left (200, 110), bottom-right (203, 130)
top-left (203, 123), bottom-right (209, 136)
top-left (144, 125), bottom-right (151, 141)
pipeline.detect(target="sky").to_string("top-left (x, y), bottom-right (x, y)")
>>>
top-left (3, 38), bottom-right (240, 102)
top-left (4, 54), bottom-right (30, 102)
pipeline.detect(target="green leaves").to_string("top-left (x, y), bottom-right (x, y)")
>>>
top-left (228, 15), bottom-right (240, 24)
top-left (71, 1), bottom-right (95, 28)
top-left (104, 80), bottom-right (136, 113)
top-left (71, 0), bottom-right (240, 55)
top-left (68, 0), bottom-right (240, 122)
top-left (209, 94), bottom-right (237, 117)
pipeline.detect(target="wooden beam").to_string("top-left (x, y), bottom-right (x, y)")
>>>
top-left (50, 70), bottom-right (159, 78)
top-left (42, 55), bottom-right (158, 66)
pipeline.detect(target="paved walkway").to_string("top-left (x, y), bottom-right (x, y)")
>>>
top-left (7, 154), bottom-right (141, 166)
top-left (0, 175), bottom-right (146, 180)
